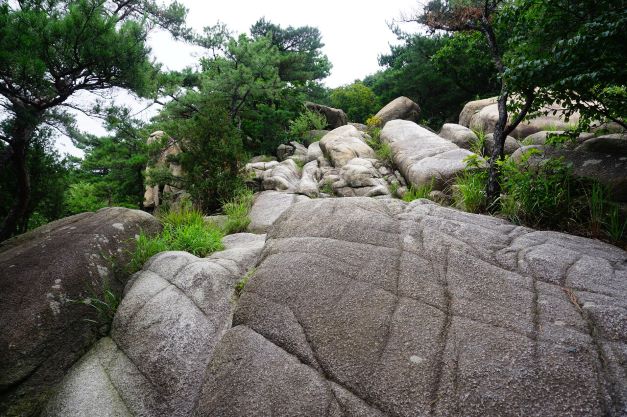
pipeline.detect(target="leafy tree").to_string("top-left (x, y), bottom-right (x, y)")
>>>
top-left (153, 92), bottom-right (246, 212)
top-left (329, 81), bottom-right (379, 123)
top-left (503, 0), bottom-right (626, 129)
top-left (365, 33), bottom-right (498, 128)
top-left (250, 18), bottom-right (331, 84)
top-left (0, 0), bottom-right (188, 240)
top-left (0, 129), bottom-right (71, 233)
top-left (409, 0), bottom-right (536, 205)
top-left (71, 105), bottom-right (150, 208)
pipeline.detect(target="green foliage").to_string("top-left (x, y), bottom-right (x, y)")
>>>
top-left (453, 170), bottom-right (487, 213)
top-left (469, 129), bottom-right (487, 156)
top-left (375, 143), bottom-right (393, 166)
top-left (222, 188), bottom-right (255, 235)
top-left (403, 182), bottom-right (434, 202)
top-left (288, 110), bottom-right (327, 140)
top-left (73, 289), bottom-right (120, 329)
top-left (129, 206), bottom-right (225, 273)
top-left (234, 267), bottom-right (256, 297)
top-left (320, 180), bottom-right (334, 195)
top-left (364, 33), bottom-right (499, 129)
top-left (329, 81), bottom-right (379, 123)
top-left (64, 182), bottom-right (108, 215)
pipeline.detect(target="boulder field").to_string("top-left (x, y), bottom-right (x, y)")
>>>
top-left (19, 195), bottom-right (626, 417)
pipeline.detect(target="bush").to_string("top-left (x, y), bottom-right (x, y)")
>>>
top-left (222, 188), bottom-right (255, 234)
top-left (402, 182), bottom-right (433, 202)
top-left (128, 206), bottom-right (225, 273)
top-left (64, 182), bottom-right (108, 215)
top-left (288, 109), bottom-right (327, 140)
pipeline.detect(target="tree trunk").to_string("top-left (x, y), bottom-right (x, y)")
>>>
top-left (486, 91), bottom-right (509, 209)
top-left (0, 136), bottom-right (31, 241)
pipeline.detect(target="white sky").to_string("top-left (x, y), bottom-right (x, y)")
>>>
top-left (56, 0), bottom-right (421, 157)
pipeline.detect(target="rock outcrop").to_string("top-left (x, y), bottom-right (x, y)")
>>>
top-left (247, 191), bottom-right (310, 233)
top-left (375, 96), bottom-right (421, 124)
top-left (201, 197), bottom-right (627, 416)
top-left (0, 208), bottom-right (161, 417)
top-left (381, 120), bottom-right (475, 190)
top-left (43, 233), bottom-right (265, 417)
top-left (305, 102), bottom-right (348, 129)
top-left (319, 125), bottom-right (376, 168)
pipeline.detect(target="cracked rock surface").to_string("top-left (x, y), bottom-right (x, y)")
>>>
top-left (43, 233), bottom-right (266, 417)
top-left (197, 198), bottom-right (627, 417)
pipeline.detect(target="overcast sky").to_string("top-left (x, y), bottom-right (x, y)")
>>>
top-left (57, 0), bottom-right (422, 156)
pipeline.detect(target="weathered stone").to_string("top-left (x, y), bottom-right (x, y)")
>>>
top-left (297, 161), bottom-right (321, 198)
top-left (249, 155), bottom-right (277, 164)
top-left (196, 197), bottom-right (626, 417)
top-left (375, 96), bottom-right (421, 125)
top-left (438, 123), bottom-right (478, 150)
top-left (305, 102), bottom-right (348, 129)
top-left (458, 97), bottom-right (497, 127)
top-left (0, 208), bottom-right (161, 417)
top-left (307, 141), bottom-right (324, 162)
top-left (261, 159), bottom-right (301, 192)
top-left (484, 133), bottom-right (521, 156)
top-left (576, 134), bottom-right (627, 155)
top-left (463, 98), bottom-right (581, 139)
top-left (381, 120), bottom-right (475, 190)
top-left (247, 191), bottom-right (310, 233)
top-left (44, 233), bottom-right (265, 417)
top-left (349, 122), bottom-right (368, 131)
top-left (319, 125), bottom-right (376, 168)
top-left (332, 158), bottom-right (389, 197)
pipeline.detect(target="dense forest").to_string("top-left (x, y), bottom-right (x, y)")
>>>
top-left (0, 0), bottom-right (625, 241)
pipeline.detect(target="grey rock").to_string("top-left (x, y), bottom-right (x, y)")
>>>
top-left (381, 120), bottom-right (475, 190)
top-left (44, 233), bottom-right (265, 417)
top-left (459, 97), bottom-right (497, 127)
top-left (349, 122), bottom-right (368, 131)
top-left (307, 141), bottom-right (323, 162)
top-left (484, 133), bottom-right (521, 156)
top-left (297, 161), bottom-right (321, 198)
top-left (247, 191), bottom-right (310, 233)
top-left (375, 96), bottom-right (421, 124)
top-left (576, 134), bottom-right (627, 155)
top-left (305, 102), bottom-right (348, 129)
top-left (249, 155), bottom-right (277, 163)
top-left (0, 208), bottom-right (161, 416)
top-left (197, 197), bottom-right (626, 417)
top-left (332, 158), bottom-right (389, 197)
top-left (261, 159), bottom-right (301, 192)
top-left (277, 143), bottom-right (294, 161)
top-left (439, 123), bottom-right (478, 150)
top-left (319, 125), bottom-right (376, 168)
top-left (204, 214), bottom-right (228, 229)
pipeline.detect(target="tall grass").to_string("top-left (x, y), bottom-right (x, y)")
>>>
top-left (222, 188), bottom-right (254, 234)
top-left (453, 170), bottom-right (487, 213)
top-left (402, 181), bottom-right (434, 202)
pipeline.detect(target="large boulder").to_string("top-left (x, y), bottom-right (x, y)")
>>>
top-left (247, 191), bottom-right (310, 233)
top-left (0, 208), bottom-right (161, 417)
top-left (195, 197), bottom-right (627, 417)
top-left (43, 233), bottom-right (266, 417)
top-left (576, 134), bottom-right (627, 155)
top-left (319, 125), bottom-right (376, 168)
top-left (484, 133), bottom-right (521, 156)
top-left (460, 98), bottom-right (581, 139)
top-left (381, 120), bottom-right (475, 190)
top-left (305, 102), bottom-right (348, 129)
top-left (375, 96), bottom-right (421, 125)
top-left (439, 123), bottom-right (478, 150)
top-left (261, 159), bottom-right (301, 192)
top-left (297, 160), bottom-right (321, 198)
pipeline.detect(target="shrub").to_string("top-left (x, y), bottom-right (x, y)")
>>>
top-left (453, 170), bottom-right (487, 213)
top-left (128, 206), bottom-right (225, 273)
top-left (470, 129), bottom-right (487, 156)
top-left (402, 181), bottom-right (434, 202)
top-left (288, 109), bottom-right (327, 140)
top-left (222, 188), bottom-right (255, 235)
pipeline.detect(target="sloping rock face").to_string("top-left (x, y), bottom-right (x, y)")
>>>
top-left (196, 197), bottom-right (627, 417)
top-left (44, 233), bottom-right (266, 417)
top-left (375, 96), bottom-right (421, 124)
top-left (247, 191), bottom-right (310, 233)
top-left (0, 208), bottom-right (161, 417)
top-left (381, 120), bottom-right (475, 190)
top-left (305, 102), bottom-right (348, 129)
top-left (320, 125), bottom-right (376, 168)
